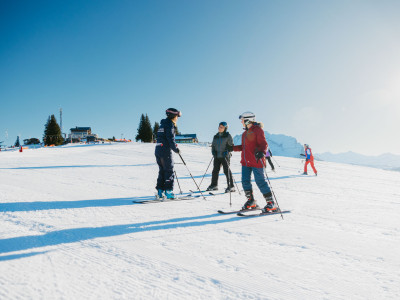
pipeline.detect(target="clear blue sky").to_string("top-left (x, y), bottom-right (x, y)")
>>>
top-left (1, 0), bottom-right (400, 155)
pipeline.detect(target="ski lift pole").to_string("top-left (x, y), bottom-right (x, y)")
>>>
top-left (261, 159), bottom-right (284, 220)
top-left (174, 170), bottom-right (183, 194)
top-left (199, 156), bottom-right (214, 189)
top-left (178, 152), bottom-right (207, 200)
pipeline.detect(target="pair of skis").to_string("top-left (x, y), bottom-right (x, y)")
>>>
top-left (133, 193), bottom-right (199, 204)
top-left (218, 208), bottom-right (290, 217)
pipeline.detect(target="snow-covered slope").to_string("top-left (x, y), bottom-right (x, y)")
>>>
top-left (1, 143), bottom-right (399, 299)
top-left (233, 131), bottom-right (304, 158)
top-left (316, 151), bottom-right (400, 171)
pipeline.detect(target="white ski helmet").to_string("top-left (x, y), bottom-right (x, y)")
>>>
top-left (239, 111), bottom-right (255, 125)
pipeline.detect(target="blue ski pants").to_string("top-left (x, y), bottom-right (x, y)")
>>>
top-left (241, 166), bottom-right (271, 195)
top-left (155, 153), bottom-right (174, 191)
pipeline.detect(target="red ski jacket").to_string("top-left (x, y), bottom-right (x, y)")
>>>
top-left (233, 123), bottom-right (268, 168)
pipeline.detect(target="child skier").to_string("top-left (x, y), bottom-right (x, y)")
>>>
top-left (155, 108), bottom-right (181, 199)
top-left (302, 144), bottom-right (317, 176)
top-left (207, 121), bottom-right (235, 193)
top-left (233, 112), bottom-right (278, 213)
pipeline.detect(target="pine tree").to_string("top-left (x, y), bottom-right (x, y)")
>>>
top-left (143, 114), bottom-right (153, 142)
top-left (43, 115), bottom-right (64, 146)
top-left (153, 122), bottom-right (160, 142)
top-left (14, 136), bottom-right (20, 147)
top-left (135, 114), bottom-right (145, 142)
top-left (136, 114), bottom-right (153, 142)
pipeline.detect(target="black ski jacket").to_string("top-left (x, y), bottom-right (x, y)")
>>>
top-left (211, 132), bottom-right (233, 158)
top-left (155, 118), bottom-right (179, 156)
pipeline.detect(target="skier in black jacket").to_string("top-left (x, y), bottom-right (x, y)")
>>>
top-left (207, 122), bottom-right (235, 193)
top-left (155, 108), bottom-right (181, 199)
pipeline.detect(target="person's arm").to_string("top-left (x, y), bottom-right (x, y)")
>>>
top-left (211, 136), bottom-right (217, 156)
top-left (256, 127), bottom-right (268, 155)
top-left (165, 122), bottom-right (179, 153)
top-left (226, 134), bottom-right (234, 152)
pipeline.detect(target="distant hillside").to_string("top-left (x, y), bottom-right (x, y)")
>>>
top-left (233, 131), bottom-right (304, 158)
top-left (315, 152), bottom-right (400, 171)
top-left (232, 130), bottom-right (400, 171)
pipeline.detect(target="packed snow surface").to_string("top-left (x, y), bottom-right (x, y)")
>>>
top-left (0, 143), bottom-right (399, 299)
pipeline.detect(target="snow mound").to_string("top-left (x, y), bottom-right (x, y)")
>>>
top-left (233, 130), bottom-right (304, 158)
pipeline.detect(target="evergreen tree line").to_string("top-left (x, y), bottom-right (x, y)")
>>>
top-left (136, 114), bottom-right (157, 143)
top-left (135, 113), bottom-right (180, 143)
top-left (24, 113), bottom-right (179, 146)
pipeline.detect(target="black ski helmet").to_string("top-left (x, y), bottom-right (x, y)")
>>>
top-left (166, 108), bottom-right (182, 119)
top-left (219, 121), bottom-right (228, 130)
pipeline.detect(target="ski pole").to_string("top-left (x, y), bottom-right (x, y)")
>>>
top-left (272, 157), bottom-right (280, 168)
top-left (178, 152), bottom-right (207, 200)
top-left (174, 170), bottom-right (183, 194)
top-left (224, 157), bottom-right (241, 195)
top-left (199, 156), bottom-right (214, 189)
top-left (261, 159), bottom-right (284, 220)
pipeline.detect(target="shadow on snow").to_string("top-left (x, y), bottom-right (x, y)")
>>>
top-left (0, 164), bottom-right (155, 170)
top-left (0, 196), bottom-right (156, 212)
top-left (0, 213), bottom-right (249, 259)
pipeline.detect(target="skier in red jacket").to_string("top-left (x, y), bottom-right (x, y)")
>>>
top-left (302, 144), bottom-right (317, 176)
top-left (233, 112), bottom-right (277, 213)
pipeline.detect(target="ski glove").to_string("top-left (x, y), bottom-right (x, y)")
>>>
top-left (223, 151), bottom-right (229, 157)
top-left (176, 148), bottom-right (180, 154)
top-left (255, 151), bottom-right (264, 160)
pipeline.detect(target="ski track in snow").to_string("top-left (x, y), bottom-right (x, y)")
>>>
top-left (1, 143), bottom-right (400, 299)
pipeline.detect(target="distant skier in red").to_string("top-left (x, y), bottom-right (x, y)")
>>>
top-left (302, 144), bottom-right (317, 176)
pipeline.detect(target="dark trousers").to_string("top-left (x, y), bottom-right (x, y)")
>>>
top-left (211, 157), bottom-right (234, 187)
top-left (242, 166), bottom-right (271, 195)
top-left (266, 157), bottom-right (275, 170)
top-left (155, 154), bottom-right (174, 191)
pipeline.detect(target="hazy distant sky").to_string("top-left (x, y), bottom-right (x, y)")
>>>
top-left (1, 0), bottom-right (399, 155)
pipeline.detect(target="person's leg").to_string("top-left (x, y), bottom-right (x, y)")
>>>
top-left (253, 167), bottom-right (271, 195)
top-left (253, 167), bottom-right (278, 212)
top-left (155, 155), bottom-right (165, 191)
top-left (304, 161), bottom-right (309, 174)
top-left (222, 157), bottom-right (234, 187)
top-left (209, 158), bottom-right (222, 188)
top-left (310, 160), bottom-right (317, 174)
top-left (241, 166), bottom-right (258, 209)
top-left (241, 165), bottom-right (253, 192)
top-left (267, 157), bottom-right (275, 170)
top-left (163, 154), bottom-right (175, 191)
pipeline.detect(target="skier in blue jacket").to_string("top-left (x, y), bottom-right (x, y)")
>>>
top-left (155, 108), bottom-right (181, 199)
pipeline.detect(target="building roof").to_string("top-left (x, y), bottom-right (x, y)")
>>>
top-left (176, 134), bottom-right (197, 139)
top-left (70, 127), bottom-right (91, 132)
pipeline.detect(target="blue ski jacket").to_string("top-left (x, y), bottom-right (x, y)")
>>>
top-left (155, 118), bottom-right (179, 155)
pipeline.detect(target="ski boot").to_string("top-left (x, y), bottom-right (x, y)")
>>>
top-left (262, 192), bottom-right (278, 213)
top-left (165, 190), bottom-right (175, 199)
top-left (157, 189), bottom-right (165, 199)
top-left (225, 185), bottom-right (235, 193)
top-left (302, 172), bottom-right (308, 175)
top-left (241, 190), bottom-right (259, 210)
top-left (206, 185), bottom-right (218, 191)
